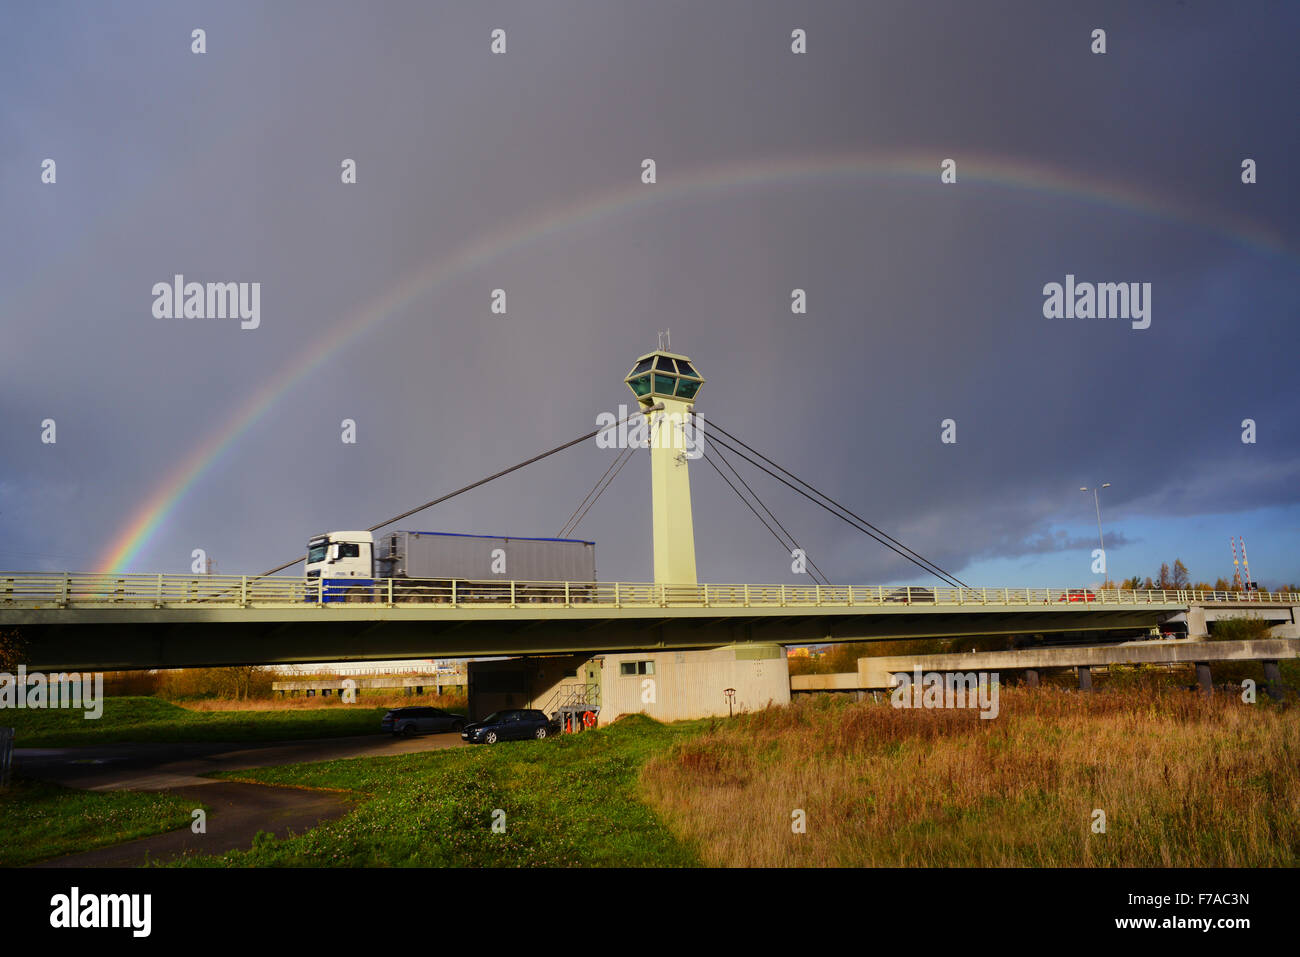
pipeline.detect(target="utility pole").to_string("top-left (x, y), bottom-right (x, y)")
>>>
top-left (1080, 484), bottom-right (1111, 553)
top-left (1080, 484), bottom-right (1111, 574)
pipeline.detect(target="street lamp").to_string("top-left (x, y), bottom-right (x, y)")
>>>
top-left (1080, 484), bottom-right (1111, 558)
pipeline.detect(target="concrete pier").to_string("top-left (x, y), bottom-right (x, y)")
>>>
top-left (1195, 662), bottom-right (1213, 694)
top-left (1263, 659), bottom-right (1284, 700)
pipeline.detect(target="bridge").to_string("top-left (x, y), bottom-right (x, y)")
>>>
top-left (6, 345), bottom-right (1295, 677)
top-left (3, 572), bottom-right (1296, 671)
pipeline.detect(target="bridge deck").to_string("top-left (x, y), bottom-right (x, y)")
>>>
top-left (4, 574), bottom-right (1294, 671)
top-left (2, 573), bottom-right (1294, 613)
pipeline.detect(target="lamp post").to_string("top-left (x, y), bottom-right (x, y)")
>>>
top-left (1080, 484), bottom-right (1111, 561)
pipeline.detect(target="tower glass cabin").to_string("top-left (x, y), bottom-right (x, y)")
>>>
top-left (624, 350), bottom-right (704, 585)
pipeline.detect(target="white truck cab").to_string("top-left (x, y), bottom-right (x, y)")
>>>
top-left (305, 531), bottom-right (374, 582)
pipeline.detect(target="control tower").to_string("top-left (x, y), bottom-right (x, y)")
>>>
top-left (624, 346), bottom-right (705, 585)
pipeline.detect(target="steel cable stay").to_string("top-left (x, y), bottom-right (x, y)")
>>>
top-left (700, 417), bottom-right (968, 588)
top-left (560, 444), bottom-right (636, 538)
top-left (705, 429), bottom-right (963, 588)
top-left (703, 442), bottom-right (832, 587)
top-left (259, 404), bottom-right (660, 578)
top-left (557, 445), bottom-right (629, 538)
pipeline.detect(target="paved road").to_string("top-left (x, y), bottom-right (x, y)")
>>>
top-left (33, 781), bottom-right (353, 868)
top-left (16, 731), bottom-right (468, 790)
top-left (16, 732), bottom-right (468, 866)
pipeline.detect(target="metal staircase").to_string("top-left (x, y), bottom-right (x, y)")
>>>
top-left (545, 683), bottom-right (601, 732)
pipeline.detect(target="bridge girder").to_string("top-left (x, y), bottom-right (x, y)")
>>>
top-left (6, 604), bottom-right (1185, 672)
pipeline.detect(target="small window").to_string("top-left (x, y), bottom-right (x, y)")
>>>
top-left (655, 356), bottom-right (677, 372)
top-left (676, 360), bottom-right (698, 377)
top-left (632, 359), bottom-right (653, 375)
top-left (619, 660), bottom-right (655, 676)
top-left (653, 373), bottom-right (676, 395)
top-left (675, 378), bottom-right (701, 399)
top-left (337, 542), bottom-right (361, 559)
top-left (629, 375), bottom-right (652, 397)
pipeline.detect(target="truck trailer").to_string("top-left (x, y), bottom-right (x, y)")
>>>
top-left (304, 529), bottom-right (597, 603)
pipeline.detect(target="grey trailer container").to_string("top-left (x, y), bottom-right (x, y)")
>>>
top-left (378, 530), bottom-right (596, 583)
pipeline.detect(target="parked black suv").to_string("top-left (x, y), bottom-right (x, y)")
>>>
top-left (461, 709), bottom-right (560, 745)
top-left (381, 706), bottom-right (466, 737)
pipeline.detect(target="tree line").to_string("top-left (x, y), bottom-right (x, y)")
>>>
top-left (1115, 559), bottom-right (1297, 593)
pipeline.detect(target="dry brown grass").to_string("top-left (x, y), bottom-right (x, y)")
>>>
top-left (641, 685), bottom-right (1300, 867)
top-left (177, 692), bottom-right (465, 712)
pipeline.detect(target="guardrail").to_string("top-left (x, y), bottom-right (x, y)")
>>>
top-left (1, 573), bottom-right (1296, 611)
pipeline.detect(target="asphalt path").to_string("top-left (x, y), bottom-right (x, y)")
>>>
top-left (15, 731), bottom-right (468, 866)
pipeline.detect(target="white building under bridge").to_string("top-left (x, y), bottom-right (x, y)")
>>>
top-left (467, 643), bottom-right (790, 725)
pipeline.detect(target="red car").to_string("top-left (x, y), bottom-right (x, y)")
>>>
top-left (1058, 589), bottom-right (1097, 602)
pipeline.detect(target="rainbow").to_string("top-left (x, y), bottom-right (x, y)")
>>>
top-left (94, 149), bottom-right (1293, 574)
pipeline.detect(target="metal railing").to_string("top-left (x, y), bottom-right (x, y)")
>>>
top-left (544, 683), bottom-right (601, 713)
top-left (0, 572), bottom-right (1296, 611)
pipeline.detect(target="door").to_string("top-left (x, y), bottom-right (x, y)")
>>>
top-left (583, 659), bottom-right (602, 708)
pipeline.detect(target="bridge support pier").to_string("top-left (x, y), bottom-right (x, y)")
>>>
top-left (1077, 666), bottom-right (1092, 691)
top-left (1263, 660), bottom-right (1284, 700)
top-left (1024, 669), bottom-right (1040, 688)
top-left (1195, 662), bottom-right (1213, 695)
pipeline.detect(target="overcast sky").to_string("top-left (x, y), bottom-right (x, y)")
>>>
top-left (3, 1), bottom-right (1298, 590)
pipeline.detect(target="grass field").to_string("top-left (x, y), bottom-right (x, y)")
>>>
top-left (173, 714), bottom-right (704, 867)
top-left (641, 687), bottom-right (1300, 867)
top-left (8, 680), bottom-right (1297, 868)
top-left (3, 696), bottom-right (437, 747)
top-left (0, 777), bottom-right (199, 867)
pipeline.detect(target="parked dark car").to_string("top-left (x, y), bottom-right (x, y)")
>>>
top-left (461, 709), bottom-right (560, 745)
top-left (381, 706), bottom-right (466, 737)
top-left (883, 587), bottom-right (936, 603)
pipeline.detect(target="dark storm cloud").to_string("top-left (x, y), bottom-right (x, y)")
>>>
top-left (1, 1), bottom-right (1296, 584)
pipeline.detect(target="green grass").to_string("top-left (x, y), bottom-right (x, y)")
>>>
top-left (0, 777), bottom-right (200, 866)
top-left (172, 714), bottom-right (706, 867)
top-left (5, 696), bottom-right (396, 747)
